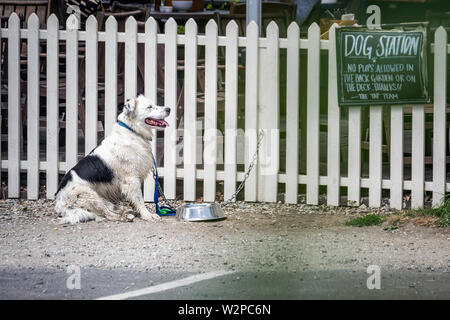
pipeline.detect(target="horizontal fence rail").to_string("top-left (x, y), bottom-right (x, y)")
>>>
top-left (0, 13), bottom-right (449, 209)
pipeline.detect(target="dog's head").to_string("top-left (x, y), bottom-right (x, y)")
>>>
top-left (118, 94), bottom-right (170, 138)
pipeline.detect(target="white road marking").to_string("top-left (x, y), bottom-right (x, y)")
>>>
top-left (95, 270), bottom-right (234, 300)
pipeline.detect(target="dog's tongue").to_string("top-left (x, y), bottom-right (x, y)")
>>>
top-left (157, 119), bottom-right (169, 127)
top-left (146, 118), bottom-right (169, 127)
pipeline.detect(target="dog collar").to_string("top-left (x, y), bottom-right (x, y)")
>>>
top-left (117, 121), bottom-right (152, 142)
top-left (117, 121), bottom-right (135, 133)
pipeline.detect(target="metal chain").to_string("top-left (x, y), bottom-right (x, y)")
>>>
top-left (152, 130), bottom-right (265, 209)
top-left (220, 129), bottom-right (264, 208)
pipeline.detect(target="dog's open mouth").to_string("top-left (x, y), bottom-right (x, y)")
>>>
top-left (145, 118), bottom-right (169, 128)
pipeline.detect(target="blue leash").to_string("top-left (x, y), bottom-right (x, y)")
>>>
top-left (152, 155), bottom-right (177, 216)
top-left (117, 121), bottom-right (176, 217)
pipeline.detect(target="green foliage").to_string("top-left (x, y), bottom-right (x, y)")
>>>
top-left (409, 196), bottom-right (450, 227)
top-left (345, 214), bottom-right (385, 227)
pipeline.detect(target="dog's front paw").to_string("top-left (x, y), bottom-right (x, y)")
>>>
top-left (121, 208), bottom-right (135, 222)
top-left (141, 211), bottom-right (160, 221)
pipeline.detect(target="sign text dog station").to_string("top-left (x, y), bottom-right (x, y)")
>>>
top-left (336, 26), bottom-right (429, 106)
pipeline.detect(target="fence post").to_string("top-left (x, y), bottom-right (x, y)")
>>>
top-left (27, 14), bottom-right (40, 200)
top-left (432, 26), bottom-right (448, 207)
top-left (8, 13), bottom-right (21, 198)
top-left (184, 18), bottom-right (198, 201)
top-left (327, 24), bottom-right (340, 206)
top-left (143, 17), bottom-right (158, 202)
top-left (125, 17), bottom-right (137, 100)
top-left (306, 23), bottom-right (320, 205)
top-left (224, 20), bottom-right (239, 202)
top-left (390, 105), bottom-right (404, 210)
top-left (104, 16), bottom-right (118, 137)
top-left (369, 105), bottom-right (383, 207)
top-left (85, 15), bottom-right (98, 154)
top-left (0, 26), bottom-right (2, 190)
top-left (66, 14), bottom-right (79, 171)
top-left (257, 21), bottom-right (279, 203)
top-left (285, 22), bottom-right (300, 204)
top-left (164, 18), bottom-right (178, 199)
top-left (347, 106), bottom-right (361, 206)
top-left (244, 21), bottom-right (259, 202)
top-left (411, 105), bottom-right (425, 209)
top-left (203, 20), bottom-right (219, 202)
top-left (46, 14), bottom-right (60, 199)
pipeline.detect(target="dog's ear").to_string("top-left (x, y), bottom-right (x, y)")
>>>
top-left (123, 98), bottom-right (137, 116)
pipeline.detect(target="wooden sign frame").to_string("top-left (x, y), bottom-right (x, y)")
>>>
top-left (335, 24), bottom-right (430, 106)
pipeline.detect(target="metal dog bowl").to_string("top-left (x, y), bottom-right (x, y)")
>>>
top-left (176, 203), bottom-right (226, 222)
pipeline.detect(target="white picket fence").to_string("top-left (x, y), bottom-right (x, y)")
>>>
top-left (0, 13), bottom-right (449, 209)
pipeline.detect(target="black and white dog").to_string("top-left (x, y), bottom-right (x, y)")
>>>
top-left (55, 94), bottom-right (170, 224)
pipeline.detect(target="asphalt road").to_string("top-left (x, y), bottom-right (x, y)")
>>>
top-left (1, 200), bottom-right (449, 300)
top-left (1, 267), bottom-right (449, 300)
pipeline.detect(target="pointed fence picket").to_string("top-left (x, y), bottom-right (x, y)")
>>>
top-left (0, 15), bottom-right (448, 209)
top-left (65, 14), bottom-right (79, 171)
top-left (27, 14), bottom-right (40, 200)
top-left (306, 23), bottom-right (320, 205)
top-left (104, 16), bottom-right (118, 137)
top-left (183, 19), bottom-right (198, 201)
top-left (390, 105), bottom-right (404, 210)
top-left (7, 13), bottom-right (20, 198)
top-left (163, 18), bottom-right (178, 200)
top-left (326, 24), bottom-right (340, 206)
top-left (85, 16), bottom-right (98, 155)
top-left (223, 20), bottom-right (239, 202)
top-left (432, 27), bottom-right (448, 207)
top-left (284, 22), bottom-right (300, 204)
top-left (125, 17), bottom-right (137, 100)
top-left (411, 105), bottom-right (425, 209)
top-left (46, 14), bottom-right (60, 199)
top-left (257, 21), bottom-right (279, 203)
top-left (143, 17), bottom-right (158, 202)
top-left (369, 105), bottom-right (383, 208)
top-left (0, 25), bottom-right (2, 191)
top-left (347, 106), bottom-right (362, 206)
top-left (203, 20), bottom-right (219, 202)
top-left (244, 21), bottom-right (259, 202)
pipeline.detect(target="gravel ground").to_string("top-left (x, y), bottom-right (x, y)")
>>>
top-left (0, 199), bottom-right (449, 276)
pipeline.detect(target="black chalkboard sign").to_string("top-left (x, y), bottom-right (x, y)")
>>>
top-left (336, 25), bottom-right (429, 106)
